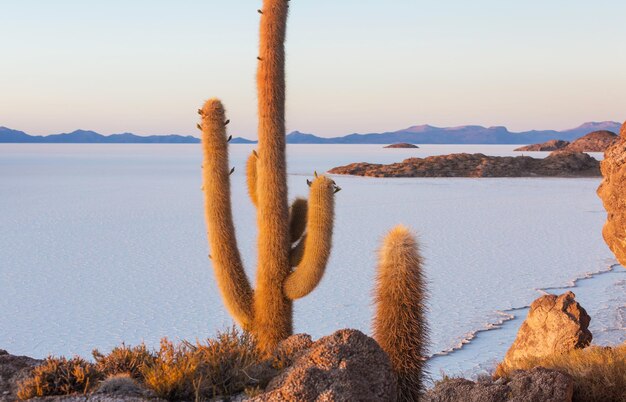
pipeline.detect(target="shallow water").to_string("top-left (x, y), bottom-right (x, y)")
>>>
top-left (0, 144), bottom-right (623, 378)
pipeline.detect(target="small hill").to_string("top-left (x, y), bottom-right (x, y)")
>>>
top-left (384, 143), bottom-right (419, 149)
top-left (565, 130), bottom-right (618, 152)
top-left (515, 130), bottom-right (618, 153)
top-left (515, 139), bottom-right (570, 152)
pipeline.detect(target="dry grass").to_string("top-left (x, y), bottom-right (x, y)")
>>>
top-left (17, 328), bottom-right (273, 401)
top-left (141, 328), bottom-right (268, 401)
top-left (17, 356), bottom-right (102, 399)
top-left (93, 343), bottom-right (156, 380)
top-left (495, 344), bottom-right (626, 402)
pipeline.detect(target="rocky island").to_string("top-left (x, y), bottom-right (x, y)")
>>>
top-left (329, 150), bottom-right (600, 178)
top-left (384, 143), bottom-right (419, 149)
top-left (515, 130), bottom-right (618, 153)
top-left (514, 139), bottom-right (570, 152)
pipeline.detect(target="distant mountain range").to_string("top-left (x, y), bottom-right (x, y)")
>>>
top-left (0, 121), bottom-right (621, 145)
top-left (0, 127), bottom-right (254, 144)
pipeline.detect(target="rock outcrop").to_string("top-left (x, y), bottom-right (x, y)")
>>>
top-left (329, 151), bottom-right (600, 177)
top-left (597, 122), bottom-right (626, 266)
top-left (384, 143), bottom-right (419, 149)
top-left (253, 329), bottom-right (397, 402)
top-left (514, 139), bottom-right (570, 152)
top-left (0, 350), bottom-right (41, 402)
top-left (495, 291), bottom-right (591, 376)
top-left (424, 367), bottom-right (574, 402)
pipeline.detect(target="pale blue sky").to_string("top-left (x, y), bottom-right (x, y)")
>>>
top-left (1, 1), bottom-right (625, 138)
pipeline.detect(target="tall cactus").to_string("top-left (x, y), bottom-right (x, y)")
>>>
top-left (373, 225), bottom-right (429, 401)
top-left (200, 0), bottom-right (339, 354)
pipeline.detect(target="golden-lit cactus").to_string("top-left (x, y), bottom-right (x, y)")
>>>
top-left (245, 151), bottom-right (258, 207)
top-left (200, 99), bottom-right (254, 331)
top-left (283, 176), bottom-right (337, 300)
top-left (373, 225), bottom-right (429, 401)
top-left (200, 0), bottom-right (338, 354)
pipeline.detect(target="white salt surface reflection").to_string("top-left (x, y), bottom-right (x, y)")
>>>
top-left (0, 144), bottom-right (623, 379)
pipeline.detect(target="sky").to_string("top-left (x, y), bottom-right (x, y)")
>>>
top-left (1, 0), bottom-right (626, 139)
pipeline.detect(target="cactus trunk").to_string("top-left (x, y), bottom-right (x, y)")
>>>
top-left (253, 0), bottom-right (292, 353)
top-left (200, 0), bottom-right (337, 356)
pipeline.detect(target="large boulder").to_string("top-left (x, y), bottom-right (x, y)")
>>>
top-left (496, 292), bottom-right (591, 375)
top-left (597, 121), bottom-right (626, 266)
top-left (252, 329), bottom-right (397, 402)
top-left (424, 367), bottom-right (574, 402)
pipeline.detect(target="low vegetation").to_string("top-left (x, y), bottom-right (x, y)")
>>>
top-left (495, 344), bottom-right (626, 402)
top-left (17, 327), bottom-right (275, 401)
top-left (93, 342), bottom-right (156, 380)
top-left (17, 356), bottom-right (102, 399)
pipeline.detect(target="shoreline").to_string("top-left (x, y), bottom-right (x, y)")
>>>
top-left (426, 262), bottom-right (626, 379)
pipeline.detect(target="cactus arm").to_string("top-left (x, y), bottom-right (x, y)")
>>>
top-left (200, 98), bottom-right (254, 330)
top-left (289, 234), bottom-right (306, 266)
top-left (246, 151), bottom-right (258, 207)
top-left (254, 0), bottom-right (293, 353)
top-left (283, 176), bottom-right (336, 300)
top-left (372, 225), bottom-right (428, 400)
top-left (289, 198), bottom-right (308, 243)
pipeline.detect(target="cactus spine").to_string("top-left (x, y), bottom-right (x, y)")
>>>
top-left (373, 225), bottom-right (429, 401)
top-left (200, 0), bottom-right (338, 354)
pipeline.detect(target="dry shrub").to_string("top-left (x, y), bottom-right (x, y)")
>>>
top-left (140, 338), bottom-right (199, 401)
top-left (17, 356), bottom-right (102, 400)
top-left (141, 328), bottom-right (266, 401)
top-left (92, 343), bottom-right (156, 380)
top-left (495, 344), bottom-right (626, 402)
top-left (17, 328), bottom-right (273, 400)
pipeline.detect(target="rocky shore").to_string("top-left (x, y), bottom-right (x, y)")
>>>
top-left (329, 150), bottom-right (600, 178)
top-left (3, 292), bottom-right (623, 401)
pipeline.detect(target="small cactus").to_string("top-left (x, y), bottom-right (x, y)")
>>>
top-left (373, 225), bottom-right (429, 401)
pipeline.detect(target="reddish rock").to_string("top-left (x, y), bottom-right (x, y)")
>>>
top-left (597, 121), bottom-right (626, 266)
top-left (495, 292), bottom-right (591, 376)
top-left (272, 334), bottom-right (314, 368)
top-left (253, 329), bottom-right (397, 402)
top-left (329, 152), bottom-right (599, 178)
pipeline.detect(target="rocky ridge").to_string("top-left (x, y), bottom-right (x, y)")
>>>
top-left (329, 151), bottom-right (600, 177)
